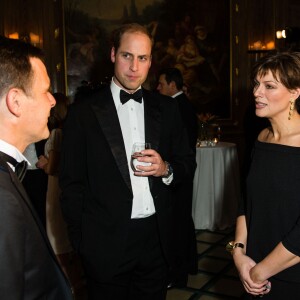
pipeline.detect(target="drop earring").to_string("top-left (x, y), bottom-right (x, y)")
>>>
top-left (288, 100), bottom-right (295, 120)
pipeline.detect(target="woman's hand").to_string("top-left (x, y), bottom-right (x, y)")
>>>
top-left (233, 252), bottom-right (270, 296)
top-left (36, 155), bottom-right (48, 170)
top-left (250, 264), bottom-right (272, 296)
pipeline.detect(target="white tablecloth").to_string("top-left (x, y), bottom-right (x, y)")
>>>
top-left (192, 142), bottom-right (240, 230)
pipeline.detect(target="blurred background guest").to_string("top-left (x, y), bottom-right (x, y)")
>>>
top-left (157, 67), bottom-right (198, 287)
top-left (37, 92), bottom-right (85, 296)
top-left (157, 67), bottom-right (198, 150)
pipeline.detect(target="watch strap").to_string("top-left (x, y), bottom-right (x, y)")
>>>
top-left (162, 161), bottom-right (173, 178)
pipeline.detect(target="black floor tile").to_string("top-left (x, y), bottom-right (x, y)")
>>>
top-left (167, 228), bottom-right (246, 300)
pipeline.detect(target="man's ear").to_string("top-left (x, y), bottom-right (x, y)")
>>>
top-left (6, 88), bottom-right (22, 117)
top-left (111, 47), bottom-right (116, 63)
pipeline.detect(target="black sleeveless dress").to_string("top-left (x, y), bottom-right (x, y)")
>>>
top-left (243, 141), bottom-right (300, 299)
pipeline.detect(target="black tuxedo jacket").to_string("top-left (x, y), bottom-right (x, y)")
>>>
top-left (22, 140), bottom-right (48, 227)
top-left (60, 86), bottom-right (196, 281)
top-left (171, 93), bottom-right (199, 277)
top-left (175, 92), bottom-right (198, 151)
top-left (0, 157), bottom-right (73, 299)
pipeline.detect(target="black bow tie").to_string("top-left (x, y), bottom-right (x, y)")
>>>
top-left (0, 151), bottom-right (28, 182)
top-left (120, 89), bottom-right (143, 104)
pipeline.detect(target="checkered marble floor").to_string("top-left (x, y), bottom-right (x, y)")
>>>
top-left (167, 228), bottom-right (246, 300)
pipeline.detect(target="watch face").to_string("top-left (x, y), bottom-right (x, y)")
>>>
top-left (162, 162), bottom-right (172, 178)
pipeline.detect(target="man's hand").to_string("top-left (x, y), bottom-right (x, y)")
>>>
top-left (36, 155), bottom-right (48, 170)
top-left (133, 149), bottom-right (167, 177)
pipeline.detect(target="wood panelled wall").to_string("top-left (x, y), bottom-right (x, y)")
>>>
top-left (230, 0), bottom-right (300, 170)
top-left (0, 0), bottom-right (66, 93)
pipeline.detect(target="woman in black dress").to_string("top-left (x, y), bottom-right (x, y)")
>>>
top-left (230, 51), bottom-right (300, 299)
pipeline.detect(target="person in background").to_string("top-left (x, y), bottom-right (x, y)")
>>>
top-left (157, 67), bottom-right (198, 150)
top-left (37, 92), bottom-right (85, 296)
top-left (157, 67), bottom-right (198, 287)
top-left (60, 23), bottom-right (196, 300)
top-left (37, 93), bottom-right (71, 255)
top-left (0, 36), bottom-right (73, 299)
top-left (230, 51), bottom-right (300, 299)
top-left (43, 92), bottom-right (72, 258)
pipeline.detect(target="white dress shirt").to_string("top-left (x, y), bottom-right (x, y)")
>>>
top-left (110, 79), bottom-right (156, 219)
top-left (23, 143), bottom-right (39, 170)
top-left (172, 91), bottom-right (183, 98)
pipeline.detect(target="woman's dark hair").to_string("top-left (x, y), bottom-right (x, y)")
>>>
top-left (251, 51), bottom-right (300, 113)
top-left (48, 93), bottom-right (69, 131)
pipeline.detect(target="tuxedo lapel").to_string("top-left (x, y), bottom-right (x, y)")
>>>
top-left (143, 89), bottom-right (161, 190)
top-left (0, 157), bottom-right (32, 211)
top-left (143, 89), bottom-right (161, 151)
top-left (0, 158), bottom-right (72, 288)
top-left (91, 88), bottom-right (132, 193)
top-left (0, 158), bottom-right (57, 256)
top-left (9, 167), bottom-right (52, 240)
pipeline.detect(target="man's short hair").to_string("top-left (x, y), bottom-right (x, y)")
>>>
top-left (111, 23), bottom-right (153, 53)
top-left (0, 36), bottom-right (44, 98)
top-left (159, 67), bottom-right (184, 90)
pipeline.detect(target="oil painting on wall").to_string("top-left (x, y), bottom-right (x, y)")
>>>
top-left (64, 0), bottom-right (231, 118)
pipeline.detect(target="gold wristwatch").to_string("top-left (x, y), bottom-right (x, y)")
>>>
top-left (226, 241), bottom-right (244, 253)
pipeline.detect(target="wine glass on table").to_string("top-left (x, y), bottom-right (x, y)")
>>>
top-left (130, 142), bottom-right (151, 172)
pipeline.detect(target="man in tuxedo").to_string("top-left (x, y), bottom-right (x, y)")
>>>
top-left (157, 67), bottom-right (198, 150)
top-left (60, 23), bottom-right (196, 300)
top-left (0, 36), bottom-right (73, 299)
top-left (157, 67), bottom-right (198, 287)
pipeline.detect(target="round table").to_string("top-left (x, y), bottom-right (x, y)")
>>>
top-left (192, 142), bottom-right (240, 230)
